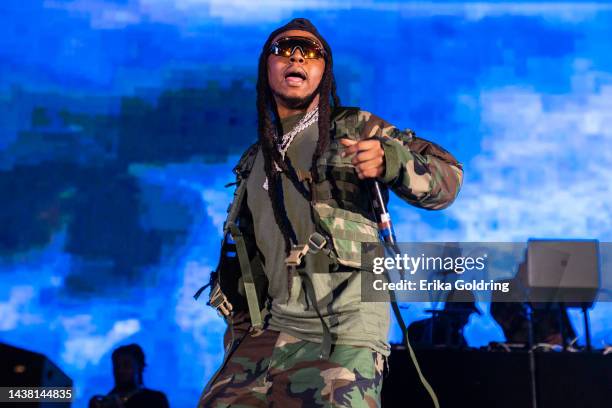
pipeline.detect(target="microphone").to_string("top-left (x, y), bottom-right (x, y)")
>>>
top-left (369, 180), bottom-right (396, 245)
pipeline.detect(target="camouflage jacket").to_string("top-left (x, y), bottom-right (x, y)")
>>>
top-left (305, 107), bottom-right (463, 268)
top-left (210, 107), bottom-right (463, 327)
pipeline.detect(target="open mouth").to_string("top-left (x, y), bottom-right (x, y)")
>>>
top-left (284, 70), bottom-right (307, 84)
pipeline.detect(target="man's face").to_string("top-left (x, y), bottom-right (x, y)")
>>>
top-left (113, 354), bottom-right (139, 387)
top-left (267, 29), bottom-right (326, 110)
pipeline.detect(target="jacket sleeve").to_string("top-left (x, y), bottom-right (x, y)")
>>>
top-left (358, 110), bottom-right (463, 210)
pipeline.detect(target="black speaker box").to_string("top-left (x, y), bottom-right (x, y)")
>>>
top-left (0, 342), bottom-right (72, 407)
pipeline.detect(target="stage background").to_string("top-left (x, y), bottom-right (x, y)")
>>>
top-left (1, 1), bottom-right (611, 406)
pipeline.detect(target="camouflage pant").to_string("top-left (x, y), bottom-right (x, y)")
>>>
top-left (198, 325), bottom-right (385, 407)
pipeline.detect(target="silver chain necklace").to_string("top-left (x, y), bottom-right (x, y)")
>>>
top-left (263, 107), bottom-right (319, 190)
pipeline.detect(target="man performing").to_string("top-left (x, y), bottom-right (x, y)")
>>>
top-left (199, 18), bottom-right (463, 407)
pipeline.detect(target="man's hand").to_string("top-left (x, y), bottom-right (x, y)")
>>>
top-left (340, 138), bottom-right (385, 179)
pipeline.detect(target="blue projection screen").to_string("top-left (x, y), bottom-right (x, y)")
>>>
top-left (1, 1), bottom-right (611, 407)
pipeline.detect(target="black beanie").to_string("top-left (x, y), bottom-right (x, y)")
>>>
top-left (264, 18), bottom-right (332, 62)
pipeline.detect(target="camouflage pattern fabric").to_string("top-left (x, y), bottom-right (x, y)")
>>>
top-left (332, 108), bottom-right (463, 211)
top-left (199, 326), bottom-right (385, 408)
top-left (305, 108), bottom-right (463, 268)
top-left (312, 202), bottom-right (380, 268)
top-left (200, 107), bottom-right (461, 407)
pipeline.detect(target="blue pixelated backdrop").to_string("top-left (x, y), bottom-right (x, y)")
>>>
top-left (1, 1), bottom-right (611, 406)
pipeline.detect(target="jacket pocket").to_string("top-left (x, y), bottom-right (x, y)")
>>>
top-left (312, 202), bottom-right (380, 269)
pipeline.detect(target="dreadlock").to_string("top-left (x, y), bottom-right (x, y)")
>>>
top-left (256, 22), bottom-right (341, 255)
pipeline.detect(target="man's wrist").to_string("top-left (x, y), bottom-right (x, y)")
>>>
top-left (377, 137), bottom-right (402, 185)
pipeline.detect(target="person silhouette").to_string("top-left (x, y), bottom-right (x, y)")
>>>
top-left (89, 344), bottom-right (169, 408)
top-left (407, 289), bottom-right (481, 347)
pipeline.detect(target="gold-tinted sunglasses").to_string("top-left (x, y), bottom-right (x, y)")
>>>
top-left (269, 36), bottom-right (326, 59)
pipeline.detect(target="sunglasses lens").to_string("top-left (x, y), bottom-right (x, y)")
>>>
top-left (270, 38), bottom-right (324, 59)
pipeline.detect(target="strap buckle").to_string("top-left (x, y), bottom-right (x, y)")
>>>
top-left (308, 232), bottom-right (327, 253)
top-left (285, 233), bottom-right (328, 267)
top-left (285, 244), bottom-right (309, 267)
top-left (296, 169), bottom-right (313, 183)
top-left (248, 326), bottom-right (264, 336)
top-left (209, 284), bottom-right (233, 318)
